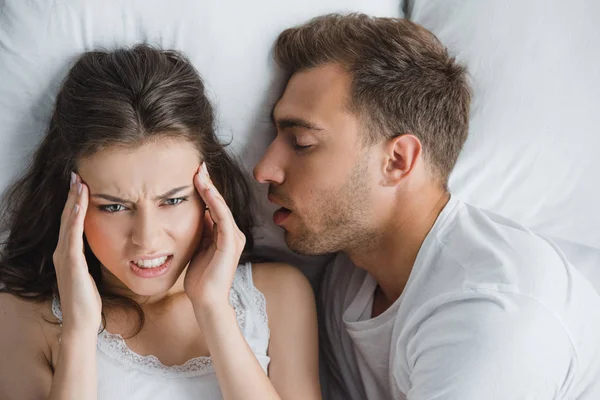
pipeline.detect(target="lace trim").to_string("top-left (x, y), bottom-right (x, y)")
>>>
top-left (239, 263), bottom-right (269, 330)
top-left (49, 263), bottom-right (266, 377)
top-left (51, 295), bottom-right (63, 321)
top-left (97, 329), bottom-right (213, 377)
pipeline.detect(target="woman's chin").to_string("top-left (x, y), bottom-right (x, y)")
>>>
top-left (101, 258), bottom-right (188, 299)
top-left (121, 276), bottom-right (182, 299)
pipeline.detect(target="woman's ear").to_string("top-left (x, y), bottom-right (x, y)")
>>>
top-left (381, 134), bottom-right (422, 186)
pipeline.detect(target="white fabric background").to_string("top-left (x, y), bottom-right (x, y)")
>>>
top-left (0, 0), bottom-right (598, 276)
top-left (0, 0), bottom-right (402, 276)
top-left (1, 1), bottom-right (600, 397)
top-left (407, 0), bottom-right (600, 251)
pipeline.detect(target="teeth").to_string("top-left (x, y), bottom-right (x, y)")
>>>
top-left (134, 256), bottom-right (168, 269)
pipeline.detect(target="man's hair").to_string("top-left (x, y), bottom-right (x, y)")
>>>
top-left (273, 13), bottom-right (471, 186)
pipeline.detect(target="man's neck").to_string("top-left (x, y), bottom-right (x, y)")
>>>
top-left (346, 188), bottom-right (450, 309)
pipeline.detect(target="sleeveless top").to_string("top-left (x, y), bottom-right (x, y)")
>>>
top-left (51, 262), bottom-right (270, 399)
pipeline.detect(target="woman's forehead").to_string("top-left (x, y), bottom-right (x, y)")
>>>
top-left (78, 139), bottom-right (200, 191)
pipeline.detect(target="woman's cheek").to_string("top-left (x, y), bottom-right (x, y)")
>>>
top-left (171, 204), bottom-right (204, 246)
top-left (84, 210), bottom-right (123, 256)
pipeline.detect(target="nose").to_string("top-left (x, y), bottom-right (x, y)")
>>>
top-left (131, 209), bottom-right (161, 251)
top-left (254, 140), bottom-right (285, 185)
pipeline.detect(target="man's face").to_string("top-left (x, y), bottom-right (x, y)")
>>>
top-left (254, 64), bottom-right (377, 255)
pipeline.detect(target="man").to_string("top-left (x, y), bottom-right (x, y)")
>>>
top-left (254, 13), bottom-right (600, 400)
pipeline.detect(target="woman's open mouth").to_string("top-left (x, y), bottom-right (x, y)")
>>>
top-left (129, 255), bottom-right (173, 278)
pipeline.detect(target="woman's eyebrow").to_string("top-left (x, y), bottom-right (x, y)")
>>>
top-left (90, 185), bottom-right (192, 203)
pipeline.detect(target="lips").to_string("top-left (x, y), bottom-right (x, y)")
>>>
top-left (273, 207), bottom-right (292, 225)
top-left (268, 192), bottom-right (294, 226)
top-left (267, 193), bottom-right (288, 208)
top-left (129, 255), bottom-right (174, 278)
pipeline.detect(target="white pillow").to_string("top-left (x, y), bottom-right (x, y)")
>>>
top-left (405, 0), bottom-right (600, 250)
top-left (2, 0), bottom-right (598, 274)
top-left (0, 0), bottom-right (402, 275)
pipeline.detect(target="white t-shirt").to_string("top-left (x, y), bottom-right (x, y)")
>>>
top-left (320, 196), bottom-right (600, 400)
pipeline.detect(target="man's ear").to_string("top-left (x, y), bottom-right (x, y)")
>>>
top-left (381, 134), bottom-right (422, 186)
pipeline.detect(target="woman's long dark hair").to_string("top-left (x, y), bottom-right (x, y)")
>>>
top-left (0, 45), bottom-right (255, 332)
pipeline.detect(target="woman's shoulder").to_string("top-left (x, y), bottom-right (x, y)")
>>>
top-left (0, 293), bottom-right (57, 396)
top-left (251, 262), bottom-right (313, 295)
top-left (0, 292), bottom-right (57, 324)
top-left (249, 263), bottom-right (319, 386)
top-left (250, 263), bottom-right (316, 321)
top-left (0, 293), bottom-right (58, 361)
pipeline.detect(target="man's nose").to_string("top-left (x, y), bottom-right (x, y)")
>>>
top-left (253, 142), bottom-right (285, 185)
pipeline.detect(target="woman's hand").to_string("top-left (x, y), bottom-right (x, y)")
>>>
top-left (184, 163), bottom-right (246, 312)
top-left (183, 164), bottom-right (283, 400)
top-left (53, 172), bottom-right (102, 336)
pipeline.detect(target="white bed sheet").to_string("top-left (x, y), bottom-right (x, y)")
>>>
top-left (0, 0), bottom-right (598, 279)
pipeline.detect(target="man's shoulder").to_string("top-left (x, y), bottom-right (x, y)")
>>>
top-left (441, 202), bottom-right (570, 286)
top-left (407, 201), bottom-right (598, 336)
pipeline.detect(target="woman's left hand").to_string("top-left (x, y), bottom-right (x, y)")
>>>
top-left (184, 163), bottom-right (246, 312)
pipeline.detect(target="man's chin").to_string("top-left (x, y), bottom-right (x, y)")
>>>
top-left (284, 231), bottom-right (334, 256)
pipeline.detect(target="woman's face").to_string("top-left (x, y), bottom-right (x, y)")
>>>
top-left (78, 137), bottom-right (205, 298)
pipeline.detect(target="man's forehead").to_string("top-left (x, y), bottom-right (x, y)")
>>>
top-left (273, 64), bottom-right (352, 120)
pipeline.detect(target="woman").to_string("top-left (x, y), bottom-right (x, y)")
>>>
top-left (0, 45), bottom-right (320, 399)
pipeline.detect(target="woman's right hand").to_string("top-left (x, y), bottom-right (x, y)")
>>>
top-left (53, 172), bottom-right (102, 335)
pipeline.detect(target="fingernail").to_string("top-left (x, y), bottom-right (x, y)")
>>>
top-left (70, 172), bottom-right (76, 186)
top-left (74, 204), bottom-right (80, 214)
top-left (198, 169), bottom-right (207, 185)
top-left (202, 162), bottom-right (209, 178)
top-left (77, 182), bottom-right (82, 195)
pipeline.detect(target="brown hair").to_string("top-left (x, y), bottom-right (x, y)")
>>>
top-left (273, 13), bottom-right (471, 186)
top-left (0, 45), bottom-right (255, 333)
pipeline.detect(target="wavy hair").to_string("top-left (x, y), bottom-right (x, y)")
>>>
top-left (0, 45), bottom-right (255, 333)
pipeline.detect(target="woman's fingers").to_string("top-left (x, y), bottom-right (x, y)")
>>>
top-left (194, 163), bottom-right (236, 247)
top-left (56, 172), bottom-right (89, 261)
top-left (202, 209), bottom-right (215, 239)
top-left (58, 172), bottom-right (79, 243)
top-left (52, 173), bottom-right (102, 333)
top-left (196, 210), bottom-right (216, 253)
top-left (68, 179), bottom-right (89, 254)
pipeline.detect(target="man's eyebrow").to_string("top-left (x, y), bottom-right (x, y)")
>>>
top-left (274, 117), bottom-right (325, 132)
top-left (270, 101), bottom-right (324, 131)
top-left (91, 185), bottom-right (192, 203)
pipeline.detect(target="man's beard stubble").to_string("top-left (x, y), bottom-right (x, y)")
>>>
top-left (275, 158), bottom-right (375, 256)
